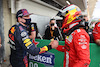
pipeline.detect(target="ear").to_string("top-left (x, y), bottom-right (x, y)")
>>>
top-left (18, 17), bottom-right (21, 22)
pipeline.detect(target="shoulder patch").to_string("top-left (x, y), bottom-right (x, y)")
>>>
top-left (11, 27), bottom-right (15, 34)
top-left (68, 34), bottom-right (73, 42)
top-left (19, 26), bottom-right (24, 31)
top-left (21, 32), bottom-right (27, 37)
top-left (31, 27), bottom-right (35, 31)
top-left (77, 29), bottom-right (81, 33)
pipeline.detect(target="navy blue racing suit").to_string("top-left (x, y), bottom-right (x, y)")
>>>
top-left (8, 23), bottom-right (52, 67)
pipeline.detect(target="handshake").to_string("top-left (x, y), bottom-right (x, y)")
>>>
top-left (49, 40), bottom-right (58, 49)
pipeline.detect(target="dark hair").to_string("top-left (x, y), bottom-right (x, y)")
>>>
top-left (50, 19), bottom-right (55, 22)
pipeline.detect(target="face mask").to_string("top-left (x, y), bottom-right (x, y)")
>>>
top-left (51, 23), bottom-right (54, 26)
top-left (23, 18), bottom-right (31, 25)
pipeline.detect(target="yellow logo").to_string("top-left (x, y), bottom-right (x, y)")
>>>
top-left (11, 27), bottom-right (15, 34)
top-left (24, 39), bottom-right (30, 43)
top-left (32, 27), bottom-right (34, 30)
top-left (25, 41), bottom-right (32, 47)
top-left (40, 46), bottom-right (48, 52)
top-left (67, 15), bottom-right (76, 25)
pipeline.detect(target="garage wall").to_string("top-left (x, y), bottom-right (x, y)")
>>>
top-left (30, 14), bottom-right (50, 36)
top-left (0, 0), bottom-right (4, 63)
top-left (3, 0), bottom-right (16, 60)
top-left (16, 0), bottom-right (59, 36)
top-left (16, 0), bottom-right (58, 17)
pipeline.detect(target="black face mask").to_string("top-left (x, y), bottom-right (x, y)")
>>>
top-left (23, 18), bottom-right (31, 25)
top-left (50, 23), bottom-right (54, 26)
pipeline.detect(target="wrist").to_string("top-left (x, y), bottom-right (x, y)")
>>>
top-left (47, 45), bottom-right (52, 50)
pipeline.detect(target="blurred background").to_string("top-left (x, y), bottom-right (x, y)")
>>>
top-left (0, 0), bottom-right (100, 67)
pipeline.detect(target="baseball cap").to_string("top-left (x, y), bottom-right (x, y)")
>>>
top-left (16, 9), bottom-right (33, 19)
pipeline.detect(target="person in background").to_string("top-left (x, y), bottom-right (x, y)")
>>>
top-left (44, 19), bottom-right (60, 40)
top-left (8, 9), bottom-right (58, 67)
top-left (92, 21), bottom-right (100, 45)
top-left (83, 15), bottom-right (88, 22)
top-left (55, 4), bottom-right (90, 67)
top-left (26, 23), bottom-right (39, 46)
top-left (83, 15), bottom-right (89, 33)
top-left (88, 20), bottom-right (97, 43)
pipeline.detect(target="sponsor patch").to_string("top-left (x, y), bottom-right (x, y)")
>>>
top-left (24, 39), bottom-right (30, 43)
top-left (9, 38), bottom-right (15, 45)
top-left (11, 27), bottom-right (15, 34)
top-left (25, 41), bottom-right (32, 47)
top-left (22, 36), bottom-right (29, 41)
top-left (80, 35), bottom-right (86, 38)
top-left (77, 29), bottom-right (81, 33)
top-left (39, 46), bottom-right (48, 54)
top-left (19, 26), bottom-right (24, 31)
top-left (31, 27), bottom-right (35, 31)
top-left (68, 34), bottom-right (73, 42)
top-left (81, 45), bottom-right (87, 49)
top-left (21, 32), bottom-right (27, 37)
top-left (9, 34), bottom-right (14, 41)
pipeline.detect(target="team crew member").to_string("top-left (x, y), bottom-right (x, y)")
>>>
top-left (26, 23), bottom-right (39, 46)
top-left (93, 22), bottom-right (100, 45)
top-left (44, 19), bottom-right (60, 40)
top-left (56, 4), bottom-right (90, 67)
top-left (8, 9), bottom-right (58, 67)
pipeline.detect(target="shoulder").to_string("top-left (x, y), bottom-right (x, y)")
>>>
top-left (9, 25), bottom-right (17, 34)
top-left (93, 22), bottom-right (100, 32)
top-left (9, 25), bottom-right (17, 31)
top-left (93, 22), bottom-right (100, 29)
top-left (74, 29), bottom-right (87, 34)
top-left (95, 22), bottom-right (100, 25)
top-left (95, 22), bottom-right (100, 28)
top-left (74, 29), bottom-right (89, 38)
top-left (46, 26), bottom-right (50, 30)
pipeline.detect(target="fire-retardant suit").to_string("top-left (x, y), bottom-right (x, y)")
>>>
top-left (8, 9), bottom-right (52, 67)
top-left (57, 28), bottom-right (90, 67)
top-left (56, 4), bottom-right (90, 67)
top-left (26, 23), bottom-right (39, 45)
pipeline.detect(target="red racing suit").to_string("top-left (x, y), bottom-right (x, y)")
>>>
top-left (92, 22), bottom-right (100, 42)
top-left (57, 28), bottom-right (90, 67)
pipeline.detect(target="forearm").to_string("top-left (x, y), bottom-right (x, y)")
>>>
top-left (29, 31), bottom-right (36, 39)
top-left (27, 44), bottom-right (52, 55)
